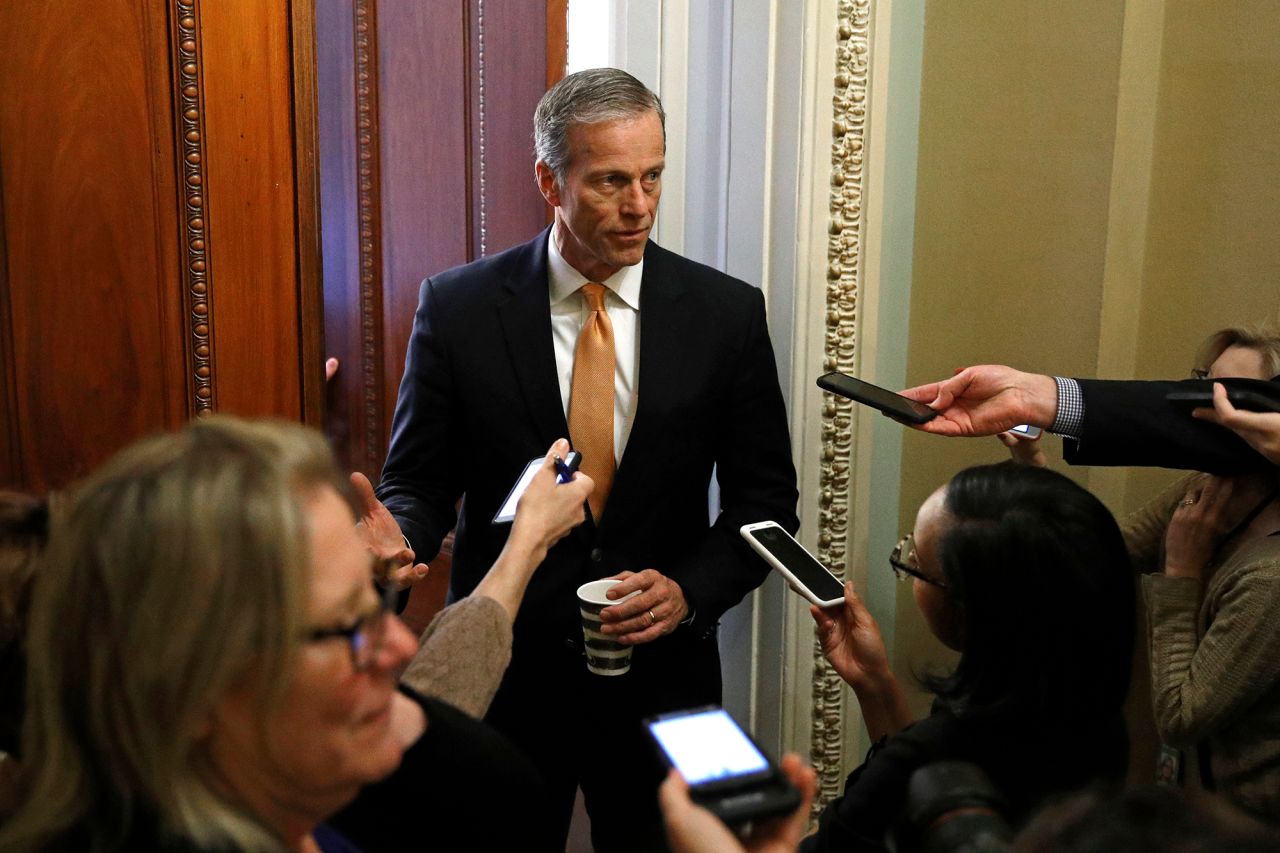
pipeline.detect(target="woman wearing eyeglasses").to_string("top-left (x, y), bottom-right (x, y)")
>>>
top-left (0, 417), bottom-right (591, 852)
top-left (799, 462), bottom-right (1135, 852)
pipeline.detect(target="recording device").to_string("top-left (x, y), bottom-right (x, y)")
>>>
top-left (492, 451), bottom-right (582, 524)
top-left (644, 706), bottom-right (802, 826)
top-left (816, 372), bottom-right (938, 425)
top-left (1007, 424), bottom-right (1042, 439)
top-left (904, 762), bottom-right (1013, 853)
top-left (1166, 385), bottom-right (1280, 415)
top-left (740, 521), bottom-right (844, 608)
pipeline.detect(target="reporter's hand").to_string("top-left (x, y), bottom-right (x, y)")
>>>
top-left (1163, 473), bottom-right (1272, 579)
top-left (810, 582), bottom-right (891, 691)
top-left (659, 753), bottom-right (816, 853)
top-left (1192, 382), bottom-right (1280, 465)
top-left (900, 366), bottom-right (1058, 437)
top-left (507, 439), bottom-right (593, 561)
top-left (350, 471), bottom-right (429, 589)
top-left (996, 430), bottom-right (1047, 467)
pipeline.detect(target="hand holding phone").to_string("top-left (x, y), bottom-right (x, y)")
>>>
top-left (493, 450), bottom-right (582, 524)
top-left (646, 706), bottom-right (802, 827)
top-left (816, 372), bottom-right (938, 424)
top-left (740, 522), bottom-right (844, 607)
top-left (659, 753), bottom-right (816, 852)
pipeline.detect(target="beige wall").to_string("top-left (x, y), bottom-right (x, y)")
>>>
top-left (892, 0), bottom-right (1280, 714)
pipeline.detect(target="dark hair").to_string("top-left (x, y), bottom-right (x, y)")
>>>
top-left (0, 491), bottom-right (48, 640)
top-left (922, 463), bottom-right (1134, 724)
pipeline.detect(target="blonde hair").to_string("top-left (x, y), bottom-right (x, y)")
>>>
top-left (1193, 325), bottom-right (1280, 379)
top-left (0, 417), bottom-right (349, 852)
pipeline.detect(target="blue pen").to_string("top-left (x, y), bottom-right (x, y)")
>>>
top-left (553, 451), bottom-right (582, 484)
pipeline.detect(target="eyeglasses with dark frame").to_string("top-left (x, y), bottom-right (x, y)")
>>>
top-left (305, 575), bottom-right (401, 671)
top-left (889, 533), bottom-right (947, 588)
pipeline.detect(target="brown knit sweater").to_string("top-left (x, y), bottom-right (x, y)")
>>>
top-left (1124, 475), bottom-right (1280, 820)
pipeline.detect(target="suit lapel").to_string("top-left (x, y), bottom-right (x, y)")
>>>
top-left (497, 228), bottom-right (570, 446)
top-left (607, 244), bottom-right (691, 520)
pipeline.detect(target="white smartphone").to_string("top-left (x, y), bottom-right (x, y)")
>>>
top-left (1008, 424), bottom-right (1042, 439)
top-left (740, 521), bottom-right (844, 608)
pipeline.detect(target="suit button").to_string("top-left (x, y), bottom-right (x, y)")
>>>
top-left (590, 548), bottom-right (603, 564)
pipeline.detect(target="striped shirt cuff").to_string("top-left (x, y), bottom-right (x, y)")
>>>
top-left (1050, 376), bottom-right (1084, 437)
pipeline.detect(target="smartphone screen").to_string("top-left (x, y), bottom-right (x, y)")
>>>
top-left (742, 523), bottom-right (845, 604)
top-left (492, 457), bottom-right (542, 524)
top-left (816, 372), bottom-right (937, 424)
top-left (647, 708), bottom-right (771, 787)
top-left (1008, 424), bottom-right (1042, 439)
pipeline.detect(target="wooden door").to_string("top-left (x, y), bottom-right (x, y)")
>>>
top-left (315, 0), bottom-right (567, 629)
top-left (0, 0), bottom-right (325, 492)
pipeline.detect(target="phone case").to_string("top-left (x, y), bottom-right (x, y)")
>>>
top-left (739, 522), bottom-right (844, 607)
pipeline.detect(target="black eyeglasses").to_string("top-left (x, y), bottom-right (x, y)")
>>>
top-left (306, 580), bottom-right (400, 671)
top-left (889, 533), bottom-right (947, 588)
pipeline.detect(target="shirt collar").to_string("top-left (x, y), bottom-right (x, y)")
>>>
top-left (546, 223), bottom-right (643, 310)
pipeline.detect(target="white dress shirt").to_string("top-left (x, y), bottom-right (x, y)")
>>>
top-left (547, 226), bottom-right (642, 465)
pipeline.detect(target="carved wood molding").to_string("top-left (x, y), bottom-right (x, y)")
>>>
top-left (475, 0), bottom-right (489, 257)
top-left (354, 0), bottom-right (385, 474)
top-left (813, 0), bottom-right (871, 817)
top-left (173, 0), bottom-right (214, 416)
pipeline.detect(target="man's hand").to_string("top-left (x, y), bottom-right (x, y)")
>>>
top-left (598, 568), bottom-right (688, 644)
top-left (900, 365), bottom-right (1058, 437)
top-left (1192, 382), bottom-right (1280, 465)
top-left (659, 753), bottom-right (816, 853)
top-left (350, 471), bottom-right (430, 589)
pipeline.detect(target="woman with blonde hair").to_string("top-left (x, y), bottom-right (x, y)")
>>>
top-left (0, 416), bottom-right (590, 851)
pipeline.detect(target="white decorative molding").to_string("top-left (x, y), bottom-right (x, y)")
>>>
top-left (812, 0), bottom-right (871, 815)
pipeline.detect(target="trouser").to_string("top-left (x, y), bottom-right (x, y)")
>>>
top-left (485, 627), bottom-right (722, 852)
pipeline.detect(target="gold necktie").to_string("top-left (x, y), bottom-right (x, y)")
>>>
top-left (568, 283), bottom-right (616, 520)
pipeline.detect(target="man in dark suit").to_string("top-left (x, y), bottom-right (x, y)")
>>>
top-left (369, 68), bottom-right (798, 850)
top-left (899, 364), bottom-right (1278, 473)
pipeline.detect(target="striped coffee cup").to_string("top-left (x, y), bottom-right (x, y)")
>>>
top-left (576, 579), bottom-right (639, 676)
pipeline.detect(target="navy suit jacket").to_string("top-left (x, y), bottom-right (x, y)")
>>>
top-left (1064, 376), bottom-right (1279, 474)
top-left (377, 228), bottom-right (799, 672)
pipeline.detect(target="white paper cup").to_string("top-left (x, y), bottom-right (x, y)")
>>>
top-left (576, 579), bottom-right (638, 676)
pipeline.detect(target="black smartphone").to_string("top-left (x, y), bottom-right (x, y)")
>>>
top-left (1166, 388), bottom-right (1280, 415)
top-left (816, 371), bottom-right (938, 424)
top-left (740, 521), bottom-right (844, 607)
top-left (645, 706), bottom-right (802, 826)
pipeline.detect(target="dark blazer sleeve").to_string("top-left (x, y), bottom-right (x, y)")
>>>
top-left (375, 276), bottom-right (464, 560)
top-left (662, 284), bottom-right (799, 628)
top-left (1064, 377), bottom-right (1277, 475)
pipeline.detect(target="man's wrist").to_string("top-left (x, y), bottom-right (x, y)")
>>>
top-left (1049, 376), bottom-right (1085, 437)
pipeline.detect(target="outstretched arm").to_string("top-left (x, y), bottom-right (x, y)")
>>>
top-left (473, 439), bottom-right (594, 620)
top-left (899, 365), bottom-right (1059, 437)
